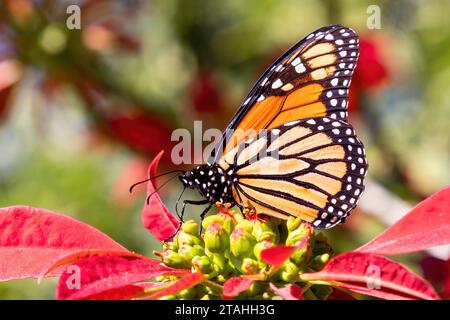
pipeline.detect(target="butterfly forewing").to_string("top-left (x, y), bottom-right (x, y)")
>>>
top-left (229, 116), bottom-right (368, 229)
top-left (214, 25), bottom-right (359, 161)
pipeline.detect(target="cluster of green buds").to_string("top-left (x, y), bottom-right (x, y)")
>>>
top-left (155, 204), bottom-right (334, 299)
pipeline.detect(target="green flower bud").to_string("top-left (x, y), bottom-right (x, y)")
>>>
top-left (178, 287), bottom-right (197, 299)
top-left (241, 258), bottom-right (260, 275)
top-left (311, 253), bottom-right (331, 270)
top-left (221, 214), bottom-right (236, 235)
top-left (235, 219), bottom-right (253, 233)
top-left (202, 215), bottom-right (225, 231)
top-left (287, 217), bottom-right (302, 231)
top-left (210, 252), bottom-right (230, 274)
top-left (192, 255), bottom-right (213, 274)
top-left (280, 261), bottom-right (300, 282)
top-left (234, 210), bottom-right (248, 223)
top-left (230, 228), bottom-right (256, 259)
top-left (162, 250), bottom-right (188, 269)
top-left (320, 253), bottom-right (330, 264)
top-left (252, 218), bottom-right (279, 243)
top-left (177, 230), bottom-right (202, 247)
top-left (286, 220), bottom-right (313, 246)
top-left (182, 219), bottom-right (199, 235)
top-left (291, 249), bottom-right (310, 268)
top-left (204, 223), bottom-right (229, 253)
top-left (262, 292), bottom-right (272, 300)
top-left (163, 241), bottom-right (178, 252)
top-left (212, 203), bottom-right (239, 234)
top-left (178, 244), bottom-right (205, 262)
top-left (215, 274), bottom-right (227, 284)
top-left (286, 221), bottom-right (314, 267)
top-left (285, 261), bottom-right (300, 274)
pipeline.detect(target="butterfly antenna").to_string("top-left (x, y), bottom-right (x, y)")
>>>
top-left (129, 169), bottom-right (183, 193)
top-left (146, 173), bottom-right (181, 205)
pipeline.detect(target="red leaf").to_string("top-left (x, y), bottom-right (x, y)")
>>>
top-left (269, 284), bottom-right (304, 300)
top-left (190, 70), bottom-right (224, 113)
top-left (300, 252), bottom-right (440, 300)
top-left (146, 272), bottom-right (205, 300)
top-left (222, 277), bottom-right (253, 298)
top-left (88, 282), bottom-right (172, 300)
top-left (328, 288), bottom-right (356, 300)
top-left (420, 256), bottom-right (450, 299)
top-left (38, 249), bottom-right (145, 283)
top-left (83, 284), bottom-right (152, 300)
top-left (420, 256), bottom-right (447, 287)
top-left (260, 245), bottom-right (297, 269)
top-left (0, 206), bottom-right (128, 281)
top-left (357, 186), bottom-right (450, 255)
top-left (444, 271), bottom-right (450, 300)
top-left (56, 254), bottom-right (189, 300)
top-left (142, 151), bottom-right (180, 242)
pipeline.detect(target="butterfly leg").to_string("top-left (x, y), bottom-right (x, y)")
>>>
top-left (164, 199), bottom-right (209, 242)
top-left (198, 202), bottom-right (213, 235)
top-left (179, 199), bottom-right (210, 224)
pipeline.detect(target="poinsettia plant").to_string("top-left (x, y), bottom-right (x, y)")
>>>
top-left (0, 151), bottom-right (449, 300)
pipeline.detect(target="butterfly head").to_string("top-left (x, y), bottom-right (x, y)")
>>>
top-left (179, 164), bottom-right (236, 204)
top-left (179, 167), bottom-right (199, 189)
top-left (179, 166), bottom-right (209, 196)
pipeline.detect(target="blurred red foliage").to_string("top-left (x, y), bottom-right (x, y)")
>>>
top-left (190, 70), bottom-right (224, 113)
top-left (348, 32), bottom-right (391, 113)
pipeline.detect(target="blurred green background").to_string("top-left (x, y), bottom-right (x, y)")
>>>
top-left (0, 0), bottom-right (449, 299)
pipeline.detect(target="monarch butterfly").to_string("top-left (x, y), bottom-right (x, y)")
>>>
top-left (175, 25), bottom-right (367, 232)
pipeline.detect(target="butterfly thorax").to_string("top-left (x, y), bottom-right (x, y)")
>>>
top-left (179, 164), bottom-right (236, 204)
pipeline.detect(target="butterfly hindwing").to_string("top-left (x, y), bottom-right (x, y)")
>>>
top-left (215, 24), bottom-right (359, 161)
top-left (228, 116), bottom-right (368, 229)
